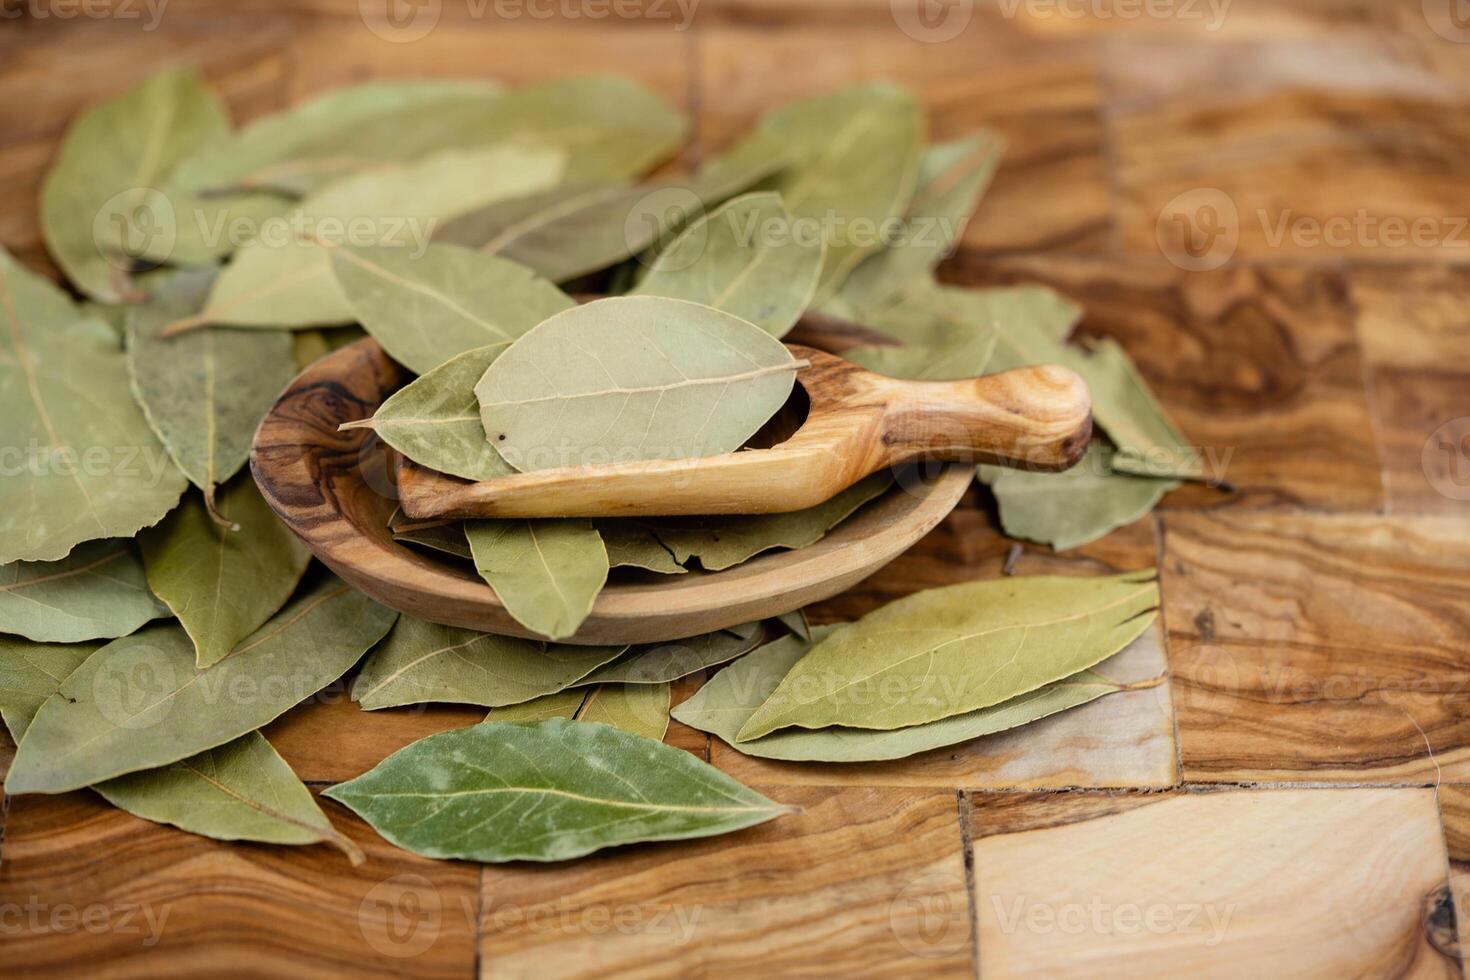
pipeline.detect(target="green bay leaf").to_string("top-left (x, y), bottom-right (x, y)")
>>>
top-left (465, 519), bottom-right (609, 641)
top-left (352, 614), bottom-right (623, 710)
top-left (331, 242), bottom-right (574, 375)
top-left (595, 521), bottom-right (686, 575)
top-left (393, 519), bottom-right (473, 560)
top-left (6, 569), bottom-right (397, 794)
top-left (344, 346), bottom-right (515, 482)
top-left (477, 297), bottom-right (800, 471)
top-left (576, 622), bottom-right (763, 686)
top-left (127, 268), bottom-right (297, 516)
top-left (0, 540), bottom-right (165, 643)
top-left (736, 570), bottom-right (1160, 740)
top-left (95, 731), bottom-right (363, 863)
top-left (139, 476), bottom-right (312, 668)
top-left (323, 718), bottom-right (789, 862)
top-left (0, 636), bottom-right (102, 739)
top-left (0, 248), bottom-right (188, 564)
top-left (40, 67), bottom-right (229, 301)
top-left (632, 191), bottom-right (823, 337)
top-left (575, 684), bottom-right (671, 741)
top-left (674, 626), bottom-right (1146, 762)
top-left (486, 687), bottom-right (587, 722)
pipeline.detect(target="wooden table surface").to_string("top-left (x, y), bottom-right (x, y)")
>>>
top-left (3, 1), bottom-right (1470, 975)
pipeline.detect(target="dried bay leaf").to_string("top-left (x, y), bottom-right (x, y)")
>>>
top-left (393, 520), bottom-right (472, 560)
top-left (6, 570), bottom-right (396, 794)
top-left (464, 520), bottom-right (609, 641)
top-left (0, 248), bottom-right (187, 564)
top-left (575, 622), bottom-right (763, 686)
top-left (0, 637), bottom-right (101, 738)
top-left (323, 719), bottom-right (790, 862)
top-left (344, 347), bottom-right (515, 482)
top-left (575, 684), bottom-right (671, 741)
top-left (776, 609), bottom-right (812, 641)
top-left (648, 472), bottom-right (891, 572)
top-left (736, 570), bottom-right (1160, 740)
top-left (477, 297), bottom-right (800, 471)
top-left (596, 521), bottom-right (686, 574)
top-left (674, 627), bottom-right (1145, 762)
top-left (486, 688), bottom-right (586, 722)
top-left (632, 192), bottom-right (823, 337)
top-left (0, 540), bottom-right (166, 643)
top-left (179, 145), bottom-right (566, 332)
top-left (331, 242), bottom-right (574, 374)
top-left (979, 442), bottom-right (1179, 551)
top-left (95, 731), bottom-right (363, 863)
top-left (126, 268), bottom-right (297, 516)
top-left (40, 67), bottom-right (229, 301)
top-left (868, 280), bottom-right (1079, 352)
top-left (1067, 337), bottom-right (1204, 480)
top-left (748, 82), bottom-right (924, 300)
top-left (352, 614), bottom-right (623, 710)
top-left (139, 476), bottom-right (312, 668)
top-left (436, 132), bottom-right (785, 283)
top-left (843, 330), bottom-right (996, 381)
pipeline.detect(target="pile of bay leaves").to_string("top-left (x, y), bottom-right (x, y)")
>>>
top-left (0, 69), bottom-right (1191, 864)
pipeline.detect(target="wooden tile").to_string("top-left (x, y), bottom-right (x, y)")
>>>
top-left (1434, 785), bottom-right (1470, 964)
top-left (696, 21), bottom-right (1110, 254)
top-left (477, 786), bottom-right (973, 976)
top-left (706, 511), bottom-right (1176, 789)
top-left (1352, 266), bottom-right (1470, 515)
top-left (948, 256), bottom-right (1385, 511)
top-left (1107, 36), bottom-right (1470, 263)
top-left (970, 787), bottom-right (1456, 977)
top-left (0, 790), bottom-right (479, 977)
top-left (1163, 511), bottom-right (1470, 782)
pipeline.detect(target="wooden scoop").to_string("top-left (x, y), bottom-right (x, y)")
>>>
top-left (396, 345), bottom-right (1091, 521)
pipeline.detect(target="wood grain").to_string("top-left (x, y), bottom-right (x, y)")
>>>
top-left (970, 787), bottom-right (1457, 977)
top-left (476, 787), bottom-right (972, 977)
top-left (946, 256), bottom-right (1385, 511)
top-left (1163, 511), bottom-right (1470, 782)
top-left (0, 789), bottom-right (480, 978)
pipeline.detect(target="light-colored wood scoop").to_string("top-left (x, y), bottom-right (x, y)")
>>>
top-left (396, 345), bottom-right (1092, 521)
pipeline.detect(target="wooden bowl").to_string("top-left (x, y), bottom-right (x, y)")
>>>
top-left (251, 335), bottom-right (972, 645)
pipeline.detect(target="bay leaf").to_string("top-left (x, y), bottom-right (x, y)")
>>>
top-left (486, 688), bottom-right (587, 722)
top-left (508, 74), bottom-right (686, 183)
top-left (477, 297), bottom-right (801, 471)
top-left (575, 622), bottom-right (763, 686)
top-left (139, 476), bottom-right (312, 668)
top-left (6, 570), bottom-right (396, 794)
top-left (843, 329), bottom-right (996, 381)
top-left (40, 67), bottom-right (229, 301)
top-left (435, 131), bottom-right (785, 282)
top-left (632, 191), bottom-right (823, 337)
top-left (393, 520), bottom-right (472, 560)
top-left (331, 242), bottom-right (574, 374)
top-left (776, 609), bottom-right (812, 641)
top-left (126, 268), bottom-right (297, 517)
top-left (674, 626), bottom-right (1145, 762)
top-left (0, 539), bottom-right (166, 643)
top-left (95, 731), bottom-right (364, 863)
top-left (834, 133), bottom-right (1002, 315)
top-left (0, 636), bottom-right (101, 739)
top-left (575, 683), bottom-right (670, 741)
top-left (351, 614), bottom-right (623, 710)
top-left (648, 472), bottom-right (891, 572)
top-left (342, 347), bottom-right (515, 482)
top-left (736, 570), bottom-right (1160, 739)
top-left (464, 519), bottom-right (609, 641)
top-left (868, 279), bottom-right (1079, 352)
top-left (1067, 337), bottom-right (1204, 480)
top-left (748, 82), bottom-right (924, 300)
top-left (323, 718), bottom-right (789, 862)
top-left (596, 521), bottom-right (686, 575)
top-left (177, 145), bottom-right (566, 332)
top-left (0, 248), bottom-right (188, 564)
top-left (979, 442), bottom-right (1179, 551)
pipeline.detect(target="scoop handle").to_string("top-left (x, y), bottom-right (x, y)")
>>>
top-left (879, 365), bottom-right (1093, 471)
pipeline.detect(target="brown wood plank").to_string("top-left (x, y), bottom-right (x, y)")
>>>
top-left (476, 786), bottom-right (972, 976)
top-left (945, 256), bottom-right (1386, 511)
top-left (970, 787), bottom-right (1457, 976)
top-left (0, 789), bottom-right (480, 977)
top-left (1163, 511), bottom-right (1470, 782)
